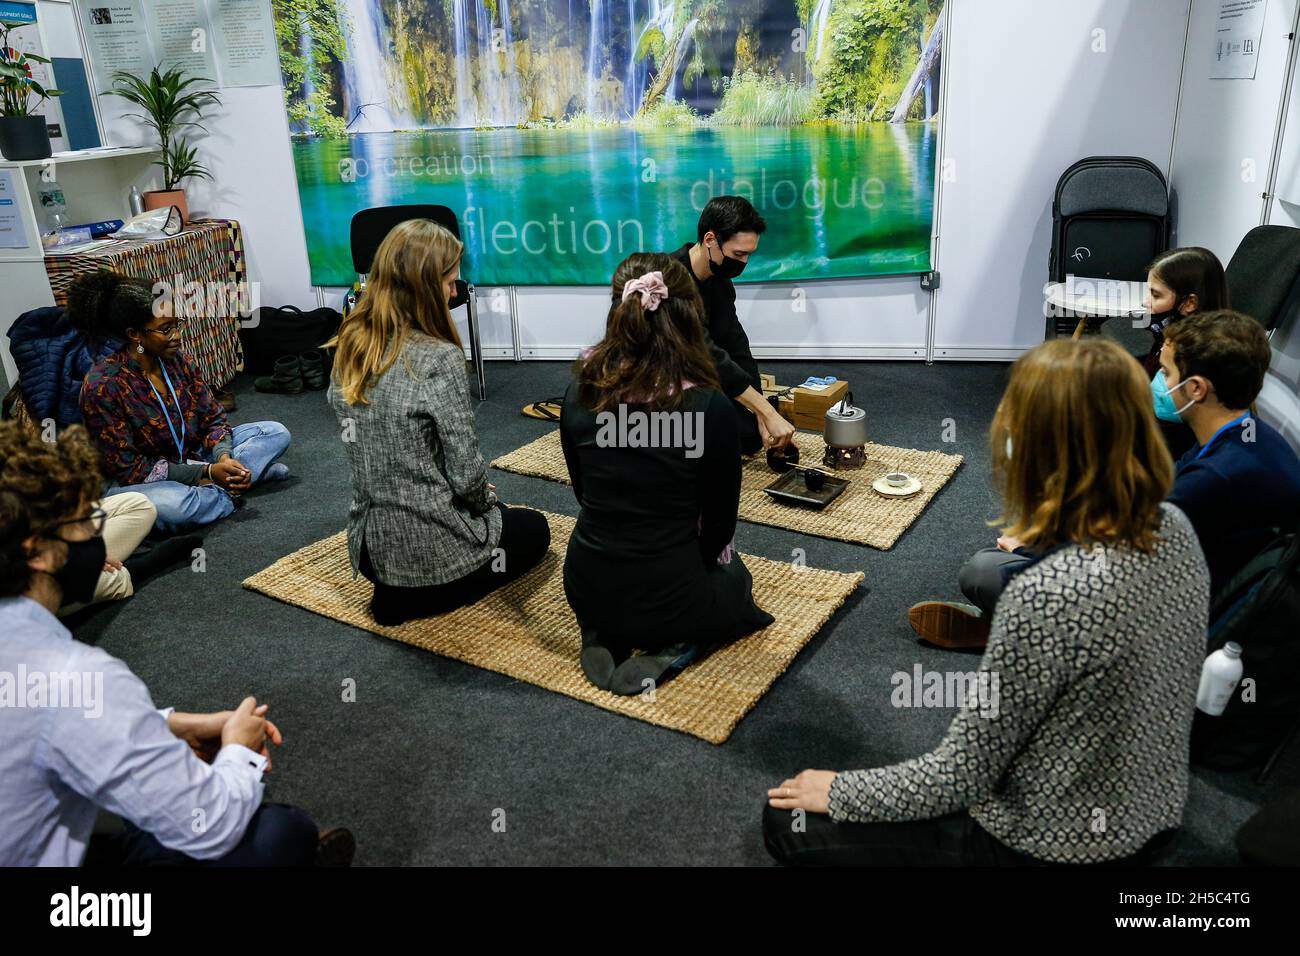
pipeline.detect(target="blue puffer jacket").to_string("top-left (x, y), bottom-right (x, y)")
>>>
top-left (6, 306), bottom-right (120, 426)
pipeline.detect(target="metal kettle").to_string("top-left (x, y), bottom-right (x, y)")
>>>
top-left (824, 392), bottom-right (868, 449)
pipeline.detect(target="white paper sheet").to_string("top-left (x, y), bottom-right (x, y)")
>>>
top-left (1212, 0), bottom-right (1269, 79)
top-left (147, 0), bottom-right (220, 82)
top-left (0, 169), bottom-right (31, 250)
top-left (80, 0), bottom-right (154, 91)
top-left (208, 0), bottom-right (281, 88)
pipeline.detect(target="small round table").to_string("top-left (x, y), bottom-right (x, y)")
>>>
top-left (1043, 280), bottom-right (1152, 357)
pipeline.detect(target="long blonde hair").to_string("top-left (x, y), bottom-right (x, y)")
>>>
top-left (991, 338), bottom-right (1174, 553)
top-left (327, 219), bottom-right (464, 404)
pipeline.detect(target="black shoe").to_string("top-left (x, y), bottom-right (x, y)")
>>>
top-left (122, 534), bottom-right (202, 585)
top-left (579, 626), bottom-right (616, 691)
top-left (315, 827), bottom-right (356, 867)
top-left (608, 642), bottom-right (697, 697)
top-left (254, 355), bottom-right (304, 394)
top-left (299, 349), bottom-right (328, 391)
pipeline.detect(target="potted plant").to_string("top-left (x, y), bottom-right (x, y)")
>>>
top-left (0, 17), bottom-right (63, 161)
top-left (105, 65), bottom-right (221, 224)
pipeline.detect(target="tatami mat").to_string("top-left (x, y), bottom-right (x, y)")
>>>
top-left (492, 429), bottom-right (963, 549)
top-left (242, 511), bottom-right (862, 743)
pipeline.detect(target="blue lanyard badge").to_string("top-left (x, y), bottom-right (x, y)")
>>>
top-left (147, 362), bottom-right (188, 462)
top-left (1195, 413), bottom-right (1251, 460)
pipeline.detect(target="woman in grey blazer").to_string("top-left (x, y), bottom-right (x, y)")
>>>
top-left (764, 338), bottom-right (1211, 866)
top-left (326, 219), bottom-right (549, 625)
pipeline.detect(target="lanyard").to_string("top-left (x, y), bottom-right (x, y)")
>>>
top-left (146, 361), bottom-right (187, 462)
top-left (1195, 413), bottom-right (1251, 461)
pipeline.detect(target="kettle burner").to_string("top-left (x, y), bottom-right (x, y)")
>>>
top-left (823, 392), bottom-right (868, 469)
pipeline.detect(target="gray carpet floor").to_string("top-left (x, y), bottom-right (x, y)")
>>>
top-left (70, 360), bottom-right (1294, 865)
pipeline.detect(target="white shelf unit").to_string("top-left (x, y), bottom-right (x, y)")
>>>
top-left (0, 146), bottom-right (163, 389)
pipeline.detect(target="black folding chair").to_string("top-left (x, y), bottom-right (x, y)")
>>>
top-left (1225, 225), bottom-right (1300, 334)
top-left (349, 205), bottom-right (486, 400)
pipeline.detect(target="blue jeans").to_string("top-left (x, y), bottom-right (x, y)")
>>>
top-left (107, 421), bottom-right (291, 534)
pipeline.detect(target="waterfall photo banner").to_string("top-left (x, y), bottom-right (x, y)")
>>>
top-left (273, 1), bottom-right (944, 287)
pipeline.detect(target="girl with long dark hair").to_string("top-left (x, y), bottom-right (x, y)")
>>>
top-left (561, 253), bottom-right (773, 695)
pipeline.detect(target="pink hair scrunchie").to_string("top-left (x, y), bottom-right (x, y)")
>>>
top-left (621, 271), bottom-right (670, 312)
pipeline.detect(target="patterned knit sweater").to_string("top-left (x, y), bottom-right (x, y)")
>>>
top-left (829, 504), bottom-right (1210, 863)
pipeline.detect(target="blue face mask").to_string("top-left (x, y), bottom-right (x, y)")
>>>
top-left (1152, 370), bottom-right (1194, 423)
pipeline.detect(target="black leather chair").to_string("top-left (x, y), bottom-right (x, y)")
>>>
top-left (349, 205), bottom-right (486, 400)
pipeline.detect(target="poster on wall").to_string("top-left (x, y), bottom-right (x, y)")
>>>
top-left (79, 0), bottom-right (154, 92)
top-left (1212, 0), bottom-right (1267, 79)
top-left (209, 0), bottom-right (282, 87)
top-left (272, 0), bottom-right (944, 287)
top-left (148, 0), bottom-right (220, 80)
top-left (0, 0), bottom-right (70, 152)
top-left (0, 168), bottom-right (31, 250)
top-left (76, 0), bottom-right (280, 90)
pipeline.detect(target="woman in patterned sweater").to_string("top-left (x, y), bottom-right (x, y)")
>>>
top-left (73, 271), bottom-right (292, 534)
top-left (764, 338), bottom-right (1211, 866)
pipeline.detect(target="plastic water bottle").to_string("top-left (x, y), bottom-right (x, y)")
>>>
top-left (37, 182), bottom-right (67, 247)
top-left (129, 185), bottom-right (144, 216)
top-left (1196, 642), bottom-right (1244, 716)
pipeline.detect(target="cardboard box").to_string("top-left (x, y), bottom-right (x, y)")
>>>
top-left (761, 376), bottom-right (850, 432)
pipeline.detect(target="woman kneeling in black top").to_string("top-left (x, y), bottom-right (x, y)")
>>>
top-left (561, 253), bottom-right (774, 695)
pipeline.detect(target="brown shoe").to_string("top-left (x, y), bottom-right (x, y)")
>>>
top-left (908, 601), bottom-right (991, 650)
top-left (315, 827), bottom-right (356, 867)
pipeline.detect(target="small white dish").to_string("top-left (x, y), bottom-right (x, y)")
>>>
top-left (872, 474), bottom-right (923, 498)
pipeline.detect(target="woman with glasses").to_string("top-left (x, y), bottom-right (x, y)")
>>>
top-left (71, 271), bottom-right (292, 533)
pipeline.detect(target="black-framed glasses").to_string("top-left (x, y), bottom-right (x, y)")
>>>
top-left (48, 506), bottom-right (107, 538)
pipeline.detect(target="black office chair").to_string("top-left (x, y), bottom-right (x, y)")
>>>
top-left (349, 205), bottom-right (486, 400)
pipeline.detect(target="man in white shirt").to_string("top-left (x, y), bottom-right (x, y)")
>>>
top-left (0, 420), bottom-right (350, 866)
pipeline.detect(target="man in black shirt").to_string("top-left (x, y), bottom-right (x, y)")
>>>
top-left (670, 196), bottom-right (794, 454)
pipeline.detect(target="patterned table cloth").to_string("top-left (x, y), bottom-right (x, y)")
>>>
top-left (43, 219), bottom-right (247, 388)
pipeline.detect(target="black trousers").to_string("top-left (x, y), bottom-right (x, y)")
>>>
top-left (84, 803), bottom-right (318, 867)
top-left (958, 546), bottom-right (1032, 616)
top-left (762, 803), bottom-right (1171, 866)
top-left (361, 505), bottom-right (551, 625)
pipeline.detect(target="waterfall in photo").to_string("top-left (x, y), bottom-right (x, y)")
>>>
top-left (586, 0), bottom-right (610, 116)
top-left (624, 0), bottom-right (641, 117)
top-left (452, 0), bottom-right (476, 126)
top-left (497, 0), bottom-right (524, 123)
top-left (472, 0), bottom-right (499, 124)
top-left (666, 18), bottom-right (697, 100)
top-left (295, 18), bottom-right (315, 133)
top-left (341, 0), bottom-right (408, 132)
top-left (300, 22), bottom-right (315, 102)
top-left (449, 0), bottom-right (526, 127)
top-left (811, 0), bottom-right (833, 65)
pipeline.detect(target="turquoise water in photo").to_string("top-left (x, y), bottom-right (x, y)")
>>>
top-left (291, 123), bottom-right (935, 286)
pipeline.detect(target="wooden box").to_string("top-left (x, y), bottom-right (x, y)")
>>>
top-left (760, 375), bottom-right (850, 432)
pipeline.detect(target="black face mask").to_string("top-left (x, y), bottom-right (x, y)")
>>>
top-left (54, 536), bottom-right (106, 605)
top-left (708, 241), bottom-right (747, 279)
top-left (1146, 298), bottom-right (1191, 333)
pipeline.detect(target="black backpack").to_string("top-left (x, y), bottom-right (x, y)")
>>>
top-left (239, 305), bottom-right (342, 376)
top-left (1049, 156), bottom-right (1171, 284)
top-left (1191, 525), bottom-right (1300, 770)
